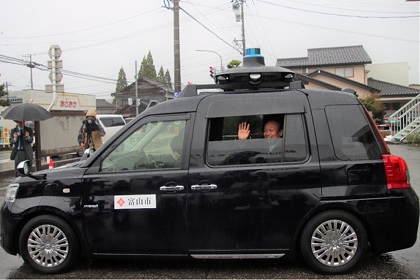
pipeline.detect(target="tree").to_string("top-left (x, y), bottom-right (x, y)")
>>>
top-left (164, 69), bottom-right (172, 89)
top-left (115, 67), bottom-right (128, 92)
top-left (227, 59), bottom-right (241, 69)
top-left (0, 84), bottom-right (11, 107)
top-left (134, 51), bottom-right (171, 89)
top-left (360, 93), bottom-right (384, 122)
top-left (138, 51), bottom-right (157, 80)
top-left (157, 66), bottom-right (165, 84)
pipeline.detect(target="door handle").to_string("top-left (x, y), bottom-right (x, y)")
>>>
top-left (159, 185), bottom-right (184, 191)
top-left (191, 184), bottom-right (217, 191)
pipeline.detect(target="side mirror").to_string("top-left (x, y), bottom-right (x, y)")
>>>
top-left (16, 160), bottom-right (46, 179)
top-left (81, 148), bottom-right (95, 161)
top-left (17, 160), bottom-right (31, 176)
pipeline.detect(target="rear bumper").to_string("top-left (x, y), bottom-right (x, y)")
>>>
top-left (363, 189), bottom-right (419, 254)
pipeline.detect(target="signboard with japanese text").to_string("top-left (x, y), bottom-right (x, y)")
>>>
top-left (0, 126), bottom-right (10, 145)
top-left (21, 90), bottom-right (96, 112)
top-left (114, 195), bottom-right (157, 210)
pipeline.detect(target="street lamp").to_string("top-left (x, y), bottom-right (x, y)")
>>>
top-left (196, 49), bottom-right (223, 71)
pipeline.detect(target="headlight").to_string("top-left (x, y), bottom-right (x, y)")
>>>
top-left (5, 183), bottom-right (19, 203)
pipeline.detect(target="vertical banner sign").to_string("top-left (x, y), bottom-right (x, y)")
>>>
top-left (0, 126), bottom-right (10, 145)
top-left (0, 126), bottom-right (3, 145)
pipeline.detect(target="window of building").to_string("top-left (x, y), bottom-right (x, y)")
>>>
top-left (335, 67), bottom-right (354, 78)
top-left (206, 114), bottom-right (308, 166)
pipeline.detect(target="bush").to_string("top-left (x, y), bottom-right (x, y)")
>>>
top-left (406, 132), bottom-right (420, 145)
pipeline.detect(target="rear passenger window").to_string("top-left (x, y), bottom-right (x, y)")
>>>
top-left (325, 105), bottom-right (381, 160)
top-left (206, 114), bottom-right (308, 166)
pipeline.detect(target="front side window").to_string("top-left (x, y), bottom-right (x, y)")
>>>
top-left (206, 114), bottom-right (308, 166)
top-left (325, 105), bottom-right (381, 160)
top-left (100, 119), bottom-right (186, 172)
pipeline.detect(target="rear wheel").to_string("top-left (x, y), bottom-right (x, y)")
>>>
top-left (19, 215), bottom-right (79, 274)
top-left (300, 211), bottom-right (367, 274)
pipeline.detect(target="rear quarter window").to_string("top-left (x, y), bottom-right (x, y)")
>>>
top-left (325, 105), bottom-right (381, 160)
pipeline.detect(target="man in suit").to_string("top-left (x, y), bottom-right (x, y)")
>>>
top-left (10, 120), bottom-right (34, 176)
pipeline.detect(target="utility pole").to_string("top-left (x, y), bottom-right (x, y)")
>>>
top-left (24, 54), bottom-right (35, 89)
top-left (232, 0), bottom-right (246, 56)
top-left (173, 0), bottom-right (181, 94)
top-left (135, 60), bottom-right (139, 116)
top-left (240, 0), bottom-right (246, 55)
top-left (6, 81), bottom-right (10, 101)
top-left (29, 54), bottom-right (34, 90)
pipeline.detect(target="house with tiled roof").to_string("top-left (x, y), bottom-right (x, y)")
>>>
top-left (277, 45), bottom-right (372, 85)
top-left (301, 69), bottom-right (379, 99)
top-left (368, 78), bottom-right (420, 110)
top-left (277, 45), bottom-right (420, 142)
top-left (96, 99), bottom-right (115, 114)
top-left (112, 77), bottom-right (174, 117)
top-left (277, 45), bottom-right (419, 105)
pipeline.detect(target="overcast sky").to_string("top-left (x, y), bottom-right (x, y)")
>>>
top-left (1, 0), bottom-right (419, 99)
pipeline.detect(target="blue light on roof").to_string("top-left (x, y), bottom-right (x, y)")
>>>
top-left (245, 48), bottom-right (263, 58)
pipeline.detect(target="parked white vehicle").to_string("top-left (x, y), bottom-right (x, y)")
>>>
top-left (96, 114), bottom-right (126, 143)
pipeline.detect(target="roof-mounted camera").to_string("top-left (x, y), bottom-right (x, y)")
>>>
top-left (214, 48), bottom-right (296, 89)
top-left (178, 48), bottom-right (304, 98)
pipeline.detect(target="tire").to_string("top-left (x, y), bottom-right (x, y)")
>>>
top-left (19, 215), bottom-right (79, 274)
top-left (300, 210), bottom-right (368, 274)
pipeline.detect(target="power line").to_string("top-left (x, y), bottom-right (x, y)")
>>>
top-left (178, 6), bottom-right (243, 55)
top-left (0, 54), bottom-right (123, 85)
top-left (257, 0), bottom-right (420, 18)
top-left (286, 0), bottom-right (420, 15)
top-left (1, 8), bottom-right (162, 39)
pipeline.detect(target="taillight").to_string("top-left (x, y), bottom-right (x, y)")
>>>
top-left (382, 154), bottom-right (411, 189)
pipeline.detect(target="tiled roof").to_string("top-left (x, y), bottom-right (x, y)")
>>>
top-left (295, 73), bottom-right (341, 91)
top-left (96, 99), bottom-right (114, 109)
top-left (368, 78), bottom-right (420, 97)
top-left (112, 77), bottom-right (173, 96)
top-left (307, 69), bottom-right (379, 93)
top-left (276, 45), bottom-right (372, 67)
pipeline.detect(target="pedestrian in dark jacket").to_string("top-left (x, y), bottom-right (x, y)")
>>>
top-left (10, 120), bottom-right (34, 176)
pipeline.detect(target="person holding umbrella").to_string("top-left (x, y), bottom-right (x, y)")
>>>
top-left (1, 102), bottom-right (52, 173)
top-left (9, 120), bottom-right (34, 175)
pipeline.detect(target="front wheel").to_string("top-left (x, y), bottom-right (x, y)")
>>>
top-left (300, 210), bottom-right (368, 274)
top-left (19, 215), bottom-right (79, 274)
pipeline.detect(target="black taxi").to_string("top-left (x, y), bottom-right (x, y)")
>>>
top-left (1, 48), bottom-right (418, 275)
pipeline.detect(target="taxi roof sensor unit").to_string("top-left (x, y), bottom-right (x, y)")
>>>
top-left (214, 48), bottom-right (298, 90)
top-left (178, 48), bottom-right (305, 98)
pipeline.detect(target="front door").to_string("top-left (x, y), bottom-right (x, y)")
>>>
top-left (82, 115), bottom-right (191, 254)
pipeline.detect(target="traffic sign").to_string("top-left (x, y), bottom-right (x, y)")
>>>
top-left (48, 60), bottom-right (63, 69)
top-left (45, 84), bottom-right (64, 93)
top-left (49, 72), bottom-right (63, 83)
top-left (48, 45), bottom-right (62, 58)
